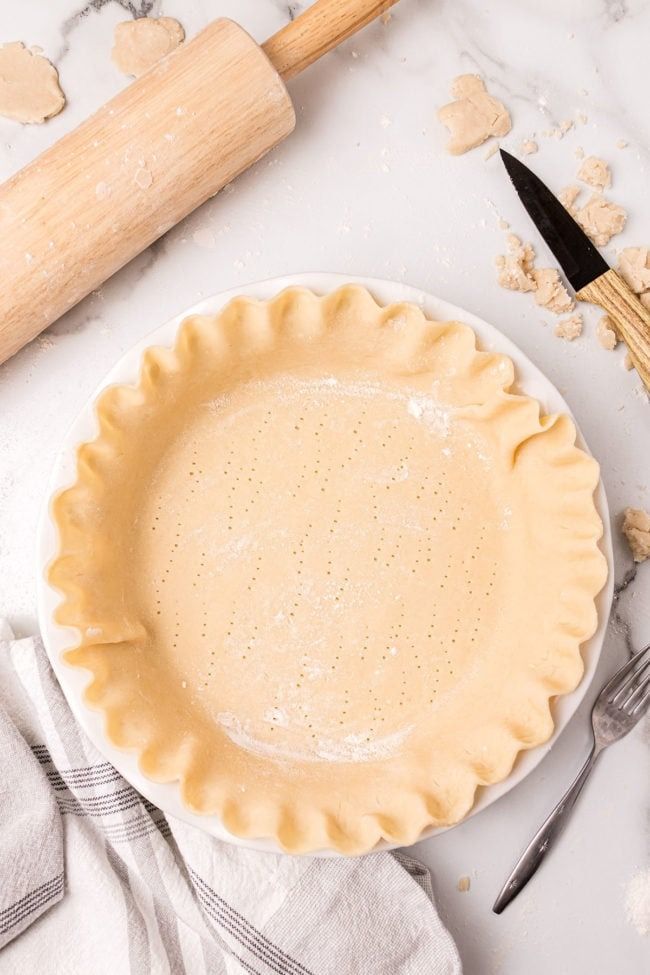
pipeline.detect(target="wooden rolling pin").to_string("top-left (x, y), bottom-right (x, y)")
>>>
top-left (0, 0), bottom-right (399, 364)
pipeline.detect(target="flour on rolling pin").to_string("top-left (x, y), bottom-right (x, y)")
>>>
top-left (112, 17), bottom-right (185, 78)
top-left (0, 42), bottom-right (65, 123)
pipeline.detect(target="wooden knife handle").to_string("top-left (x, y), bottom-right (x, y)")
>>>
top-left (263, 0), bottom-right (399, 79)
top-left (577, 269), bottom-right (650, 392)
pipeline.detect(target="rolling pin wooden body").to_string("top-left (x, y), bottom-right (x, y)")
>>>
top-left (0, 19), bottom-right (295, 363)
top-left (0, 0), bottom-right (399, 364)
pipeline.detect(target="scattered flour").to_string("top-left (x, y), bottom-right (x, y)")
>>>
top-left (192, 227), bottom-right (217, 250)
top-left (134, 165), bottom-right (153, 190)
top-left (624, 869), bottom-right (650, 936)
top-left (216, 710), bottom-right (414, 764)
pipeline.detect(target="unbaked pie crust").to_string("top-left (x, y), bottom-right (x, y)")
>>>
top-left (49, 286), bottom-right (607, 853)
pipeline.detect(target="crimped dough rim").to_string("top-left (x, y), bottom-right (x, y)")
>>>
top-left (48, 285), bottom-right (608, 854)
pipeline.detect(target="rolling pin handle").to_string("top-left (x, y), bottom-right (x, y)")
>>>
top-left (262, 0), bottom-right (399, 80)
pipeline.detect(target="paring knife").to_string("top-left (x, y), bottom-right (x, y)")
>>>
top-left (500, 149), bottom-right (650, 392)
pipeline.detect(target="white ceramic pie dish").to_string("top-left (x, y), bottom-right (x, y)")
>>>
top-left (36, 272), bottom-right (614, 856)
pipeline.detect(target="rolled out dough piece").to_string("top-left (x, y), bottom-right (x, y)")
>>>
top-left (438, 74), bottom-right (511, 155)
top-left (0, 42), bottom-right (65, 123)
top-left (112, 17), bottom-right (185, 78)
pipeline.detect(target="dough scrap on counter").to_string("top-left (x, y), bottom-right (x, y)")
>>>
top-left (578, 156), bottom-right (611, 191)
top-left (521, 139), bottom-right (538, 155)
top-left (596, 315), bottom-right (618, 350)
top-left (558, 185), bottom-right (581, 216)
top-left (438, 74), bottom-right (511, 155)
top-left (112, 17), bottom-right (185, 78)
top-left (554, 314), bottom-right (583, 341)
top-left (495, 239), bottom-right (574, 316)
top-left (622, 508), bottom-right (650, 562)
top-left (618, 247), bottom-right (650, 295)
top-left (559, 161), bottom-right (626, 246)
top-left (0, 41), bottom-right (65, 123)
top-left (495, 235), bottom-right (536, 292)
top-left (575, 193), bottom-right (627, 246)
top-left (533, 268), bottom-right (575, 315)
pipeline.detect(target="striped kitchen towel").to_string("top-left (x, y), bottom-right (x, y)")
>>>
top-left (0, 621), bottom-right (461, 975)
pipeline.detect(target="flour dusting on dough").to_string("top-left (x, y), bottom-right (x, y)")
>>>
top-left (216, 710), bottom-right (415, 764)
top-left (0, 42), bottom-right (65, 123)
top-left (112, 17), bottom-right (185, 78)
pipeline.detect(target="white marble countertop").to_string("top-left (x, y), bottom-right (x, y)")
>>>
top-left (1, 1), bottom-right (649, 971)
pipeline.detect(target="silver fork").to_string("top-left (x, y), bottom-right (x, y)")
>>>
top-left (493, 643), bottom-right (650, 914)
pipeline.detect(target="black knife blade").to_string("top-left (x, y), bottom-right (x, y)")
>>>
top-left (500, 149), bottom-right (609, 293)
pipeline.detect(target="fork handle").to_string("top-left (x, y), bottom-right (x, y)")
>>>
top-left (493, 746), bottom-right (599, 914)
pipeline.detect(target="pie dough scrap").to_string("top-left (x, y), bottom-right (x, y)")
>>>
top-left (112, 17), bottom-right (185, 78)
top-left (622, 508), bottom-right (650, 562)
top-left (521, 139), bottom-right (538, 156)
top-left (438, 74), bottom-right (512, 155)
top-left (554, 313), bottom-right (583, 341)
top-left (559, 182), bottom-right (627, 247)
top-left (596, 315), bottom-right (618, 351)
top-left (578, 156), bottom-right (611, 191)
top-left (48, 286), bottom-right (607, 854)
top-left (618, 248), bottom-right (650, 296)
top-left (495, 236), bottom-right (537, 292)
top-left (0, 42), bottom-right (65, 123)
top-left (558, 185), bottom-right (581, 217)
top-left (495, 241), bottom-right (574, 316)
top-left (532, 268), bottom-right (575, 315)
top-left (575, 194), bottom-right (627, 246)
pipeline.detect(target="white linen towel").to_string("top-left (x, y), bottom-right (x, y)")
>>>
top-left (0, 621), bottom-right (461, 974)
